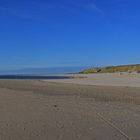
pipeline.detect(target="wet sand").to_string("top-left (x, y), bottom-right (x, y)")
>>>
top-left (0, 80), bottom-right (140, 140)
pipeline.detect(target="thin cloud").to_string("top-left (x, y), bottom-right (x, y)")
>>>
top-left (0, 62), bottom-right (87, 69)
top-left (0, 6), bottom-right (32, 19)
top-left (88, 3), bottom-right (103, 14)
top-left (0, 1), bottom-right (103, 19)
top-left (0, 3), bottom-right (47, 20)
top-left (46, 0), bottom-right (103, 16)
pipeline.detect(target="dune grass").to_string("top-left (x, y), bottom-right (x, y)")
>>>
top-left (80, 64), bottom-right (140, 74)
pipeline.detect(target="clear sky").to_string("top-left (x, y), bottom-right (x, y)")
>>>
top-left (0, 0), bottom-right (140, 71)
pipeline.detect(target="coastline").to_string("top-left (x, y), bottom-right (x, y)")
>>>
top-left (43, 73), bottom-right (140, 88)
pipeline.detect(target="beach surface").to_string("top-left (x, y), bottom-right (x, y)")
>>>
top-left (0, 80), bottom-right (140, 140)
top-left (44, 73), bottom-right (140, 87)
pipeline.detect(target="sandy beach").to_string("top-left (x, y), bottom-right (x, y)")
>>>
top-left (44, 73), bottom-right (140, 87)
top-left (0, 79), bottom-right (140, 140)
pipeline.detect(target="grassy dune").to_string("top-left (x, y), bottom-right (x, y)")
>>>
top-left (80, 64), bottom-right (140, 74)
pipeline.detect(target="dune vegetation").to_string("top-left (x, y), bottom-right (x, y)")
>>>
top-left (80, 64), bottom-right (140, 74)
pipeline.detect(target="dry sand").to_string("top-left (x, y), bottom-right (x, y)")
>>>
top-left (44, 73), bottom-right (140, 87)
top-left (0, 80), bottom-right (140, 140)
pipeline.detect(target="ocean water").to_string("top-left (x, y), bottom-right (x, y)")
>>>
top-left (0, 75), bottom-right (72, 80)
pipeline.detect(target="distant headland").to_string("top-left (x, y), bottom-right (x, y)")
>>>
top-left (80, 64), bottom-right (140, 74)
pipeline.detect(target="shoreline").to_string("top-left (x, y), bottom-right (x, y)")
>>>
top-left (42, 73), bottom-right (140, 88)
top-left (0, 72), bottom-right (140, 87)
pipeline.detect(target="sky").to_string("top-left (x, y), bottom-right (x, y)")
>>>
top-left (0, 0), bottom-right (140, 72)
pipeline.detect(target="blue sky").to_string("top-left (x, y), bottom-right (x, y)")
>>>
top-left (0, 0), bottom-right (140, 71)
